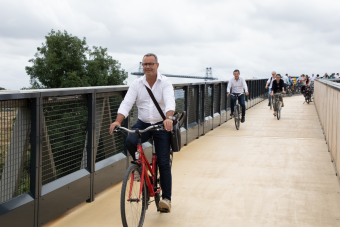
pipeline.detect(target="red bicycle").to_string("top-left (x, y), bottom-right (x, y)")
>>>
top-left (114, 124), bottom-right (168, 227)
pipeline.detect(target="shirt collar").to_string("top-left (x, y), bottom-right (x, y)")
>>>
top-left (142, 71), bottom-right (162, 88)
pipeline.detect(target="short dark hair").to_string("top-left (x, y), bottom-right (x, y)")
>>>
top-left (233, 69), bottom-right (240, 73)
top-left (277, 74), bottom-right (281, 77)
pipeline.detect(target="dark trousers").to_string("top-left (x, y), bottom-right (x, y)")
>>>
top-left (231, 93), bottom-right (246, 117)
top-left (125, 119), bottom-right (172, 201)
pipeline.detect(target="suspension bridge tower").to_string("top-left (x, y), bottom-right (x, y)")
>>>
top-left (205, 67), bottom-right (212, 81)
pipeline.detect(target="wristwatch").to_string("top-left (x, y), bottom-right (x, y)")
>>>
top-left (167, 116), bottom-right (173, 120)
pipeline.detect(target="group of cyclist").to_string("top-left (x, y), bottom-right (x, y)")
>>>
top-left (265, 72), bottom-right (286, 116)
top-left (109, 52), bottom-right (316, 222)
top-left (109, 53), bottom-right (251, 218)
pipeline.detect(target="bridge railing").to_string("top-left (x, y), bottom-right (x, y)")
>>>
top-left (314, 79), bottom-right (340, 179)
top-left (0, 79), bottom-right (267, 227)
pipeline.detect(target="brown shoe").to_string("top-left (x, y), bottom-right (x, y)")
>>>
top-left (159, 199), bottom-right (171, 213)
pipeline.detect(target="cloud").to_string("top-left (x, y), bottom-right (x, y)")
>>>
top-left (0, 0), bottom-right (340, 89)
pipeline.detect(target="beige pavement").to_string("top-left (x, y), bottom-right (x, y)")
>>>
top-left (45, 95), bottom-right (340, 227)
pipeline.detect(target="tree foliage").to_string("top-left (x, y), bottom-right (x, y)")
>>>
top-left (25, 30), bottom-right (127, 89)
top-left (0, 87), bottom-right (5, 90)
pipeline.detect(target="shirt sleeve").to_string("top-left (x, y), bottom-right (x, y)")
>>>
top-left (243, 78), bottom-right (248, 93)
top-left (227, 80), bottom-right (231, 93)
top-left (117, 81), bottom-right (138, 118)
top-left (163, 79), bottom-right (175, 113)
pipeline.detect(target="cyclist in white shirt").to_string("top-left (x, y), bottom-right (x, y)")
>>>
top-left (282, 74), bottom-right (289, 90)
top-left (310, 74), bottom-right (315, 82)
top-left (227, 69), bottom-right (249, 123)
top-left (265, 71), bottom-right (276, 107)
top-left (109, 53), bottom-right (175, 212)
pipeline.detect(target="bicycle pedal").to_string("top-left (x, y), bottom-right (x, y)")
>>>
top-left (160, 208), bottom-right (170, 213)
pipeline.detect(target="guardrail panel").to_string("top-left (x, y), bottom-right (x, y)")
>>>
top-left (41, 96), bottom-right (88, 186)
top-left (95, 92), bottom-right (125, 163)
top-left (0, 99), bottom-right (31, 203)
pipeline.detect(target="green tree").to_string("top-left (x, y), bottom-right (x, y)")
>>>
top-left (25, 30), bottom-right (127, 88)
top-left (0, 87), bottom-right (5, 90)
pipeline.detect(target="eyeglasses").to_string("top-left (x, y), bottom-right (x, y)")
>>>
top-left (142, 63), bottom-right (157, 67)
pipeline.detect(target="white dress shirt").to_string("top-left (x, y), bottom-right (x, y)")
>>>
top-left (282, 75), bottom-right (289, 84)
top-left (227, 76), bottom-right (248, 93)
top-left (267, 76), bottom-right (275, 89)
top-left (118, 72), bottom-right (175, 124)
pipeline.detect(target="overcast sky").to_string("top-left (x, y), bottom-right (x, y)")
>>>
top-left (1, 0), bottom-right (340, 90)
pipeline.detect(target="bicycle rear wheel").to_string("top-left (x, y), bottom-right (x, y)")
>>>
top-left (121, 164), bottom-right (147, 227)
top-left (234, 105), bottom-right (240, 130)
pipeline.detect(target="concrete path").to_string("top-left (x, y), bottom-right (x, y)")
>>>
top-left (45, 95), bottom-right (340, 227)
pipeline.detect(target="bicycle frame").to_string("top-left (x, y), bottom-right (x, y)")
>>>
top-left (130, 135), bottom-right (161, 202)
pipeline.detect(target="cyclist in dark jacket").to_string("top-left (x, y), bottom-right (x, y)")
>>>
top-left (271, 74), bottom-right (286, 116)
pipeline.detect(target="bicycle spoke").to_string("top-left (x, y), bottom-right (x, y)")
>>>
top-left (122, 166), bottom-right (146, 227)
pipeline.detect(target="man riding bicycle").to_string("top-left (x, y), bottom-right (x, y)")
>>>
top-left (227, 69), bottom-right (249, 123)
top-left (299, 74), bottom-right (306, 95)
top-left (265, 71), bottom-right (276, 107)
top-left (109, 53), bottom-right (175, 212)
top-left (271, 74), bottom-right (286, 116)
top-left (282, 74), bottom-right (289, 90)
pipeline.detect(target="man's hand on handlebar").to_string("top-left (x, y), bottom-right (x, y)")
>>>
top-left (163, 118), bottom-right (173, 131)
top-left (109, 121), bottom-right (121, 135)
top-left (246, 92), bottom-right (249, 96)
top-left (227, 93), bottom-right (230, 97)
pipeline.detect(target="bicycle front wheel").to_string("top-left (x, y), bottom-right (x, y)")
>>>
top-left (121, 164), bottom-right (147, 227)
top-left (270, 96), bottom-right (273, 110)
top-left (277, 102), bottom-right (281, 120)
top-left (234, 105), bottom-right (240, 130)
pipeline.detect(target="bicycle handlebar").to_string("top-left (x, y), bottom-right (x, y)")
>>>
top-left (273, 92), bottom-right (284, 96)
top-left (230, 93), bottom-right (244, 97)
top-left (114, 124), bottom-right (164, 134)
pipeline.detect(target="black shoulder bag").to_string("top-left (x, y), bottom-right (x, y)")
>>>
top-left (145, 85), bottom-right (186, 152)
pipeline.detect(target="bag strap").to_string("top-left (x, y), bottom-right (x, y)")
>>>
top-left (145, 85), bottom-right (166, 120)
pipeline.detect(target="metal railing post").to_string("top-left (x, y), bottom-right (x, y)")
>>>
top-left (225, 82), bottom-right (228, 122)
top-left (184, 86), bottom-right (188, 145)
top-left (87, 93), bottom-right (95, 203)
top-left (31, 96), bottom-right (42, 227)
top-left (211, 84), bottom-right (214, 130)
top-left (202, 84), bottom-right (206, 135)
top-left (196, 85), bottom-right (200, 139)
top-left (121, 91), bottom-right (130, 169)
top-left (218, 83), bottom-right (222, 126)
